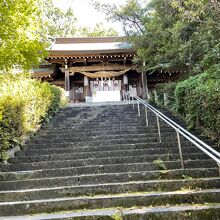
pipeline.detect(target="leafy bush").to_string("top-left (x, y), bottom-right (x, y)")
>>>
top-left (151, 70), bottom-right (219, 140)
top-left (175, 72), bottom-right (219, 139)
top-left (0, 73), bottom-right (67, 160)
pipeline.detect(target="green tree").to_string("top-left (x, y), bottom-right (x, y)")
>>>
top-left (41, 2), bottom-right (117, 39)
top-left (0, 0), bottom-right (48, 71)
top-left (78, 23), bottom-right (118, 37)
top-left (170, 0), bottom-right (220, 73)
top-left (93, 0), bottom-right (146, 35)
top-left (41, 0), bottom-right (77, 39)
top-left (94, 0), bottom-right (220, 74)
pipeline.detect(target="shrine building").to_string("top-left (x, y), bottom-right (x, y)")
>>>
top-left (32, 37), bottom-right (185, 102)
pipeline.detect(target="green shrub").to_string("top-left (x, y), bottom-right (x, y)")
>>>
top-left (174, 72), bottom-right (219, 139)
top-left (152, 70), bottom-right (219, 140)
top-left (0, 98), bottom-right (24, 159)
top-left (174, 75), bottom-right (200, 115)
top-left (0, 73), bottom-right (67, 159)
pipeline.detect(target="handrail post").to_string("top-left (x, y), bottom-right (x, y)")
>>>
top-left (164, 93), bottom-right (168, 107)
top-left (176, 130), bottom-right (184, 169)
top-left (132, 96), bottom-right (134, 109)
top-left (156, 115), bottom-right (161, 142)
top-left (218, 163), bottom-right (220, 177)
top-left (137, 101), bottom-right (140, 117)
top-left (145, 106), bottom-right (149, 126)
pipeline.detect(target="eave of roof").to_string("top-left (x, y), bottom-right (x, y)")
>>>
top-left (32, 65), bottom-right (55, 78)
top-left (47, 37), bottom-right (135, 58)
top-left (55, 36), bottom-right (127, 44)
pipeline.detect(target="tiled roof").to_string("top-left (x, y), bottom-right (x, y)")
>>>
top-left (47, 37), bottom-right (135, 57)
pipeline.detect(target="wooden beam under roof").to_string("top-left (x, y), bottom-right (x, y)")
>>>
top-left (46, 54), bottom-right (135, 60)
top-left (66, 64), bottom-right (135, 73)
top-left (47, 58), bottom-right (134, 65)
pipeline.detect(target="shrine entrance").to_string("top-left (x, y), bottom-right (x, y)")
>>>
top-left (90, 78), bottom-right (122, 102)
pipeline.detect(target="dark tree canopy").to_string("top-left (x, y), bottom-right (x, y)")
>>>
top-left (94, 0), bottom-right (220, 75)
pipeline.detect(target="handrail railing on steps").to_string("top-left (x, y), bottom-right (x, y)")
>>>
top-left (122, 91), bottom-right (220, 171)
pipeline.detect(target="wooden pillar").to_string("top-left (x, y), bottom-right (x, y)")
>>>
top-left (84, 75), bottom-right (89, 101)
top-left (64, 59), bottom-right (70, 101)
top-left (69, 80), bottom-right (75, 103)
top-left (65, 69), bottom-right (70, 91)
top-left (123, 73), bottom-right (128, 91)
top-left (72, 82), bottom-right (75, 103)
top-left (64, 59), bottom-right (70, 91)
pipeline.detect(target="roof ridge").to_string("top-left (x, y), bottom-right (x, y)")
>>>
top-left (55, 36), bottom-right (127, 44)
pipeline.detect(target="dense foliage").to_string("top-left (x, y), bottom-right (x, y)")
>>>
top-left (151, 71), bottom-right (220, 140)
top-left (0, 0), bottom-right (48, 71)
top-left (0, 74), bottom-right (67, 160)
top-left (95, 0), bottom-right (220, 73)
top-left (41, 0), bottom-right (78, 40)
top-left (175, 70), bottom-right (219, 139)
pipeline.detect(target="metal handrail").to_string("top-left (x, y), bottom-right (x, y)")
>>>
top-left (123, 91), bottom-right (220, 170)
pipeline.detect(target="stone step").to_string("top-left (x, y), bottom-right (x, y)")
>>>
top-left (17, 144), bottom-right (202, 156)
top-left (41, 127), bottom-right (182, 137)
top-left (31, 132), bottom-right (213, 144)
top-left (50, 119), bottom-right (147, 124)
top-left (38, 128), bottom-right (175, 137)
top-left (53, 119), bottom-right (150, 123)
top-left (27, 137), bottom-right (214, 149)
top-left (50, 119), bottom-right (162, 126)
top-left (0, 158), bottom-right (217, 174)
top-left (44, 121), bottom-right (171, 128)
top-left (0, 189), bottom-right (219, 216)
top-left (44, 122), bottom-right (171, 130)
top-left (40, 128), bottom-right (160, 135)
top-left (52, 116), bottom-right (152, 122)
top-left (29, 136), bottom-right (180, 146)
top-left (9, 151), bottom-right (208, 164)
top-left (0, 177), bottom-right (219, 202)
top-left (51, 113), bottom-right (172, 119)
top-left (1, 159), bottom-right (181, 173)
top-left (31, 132), bottom-right (179, 144)
top-left (31, 132), bottom-right (177, 143)
top-left (3, 204), bottom-right (219, 220)
top-left (9, 148), bottom-right (206, 166)
top-left (0, 167), bottom-right (218, 186)
top-left (53, 115), bottom-right (151, 120)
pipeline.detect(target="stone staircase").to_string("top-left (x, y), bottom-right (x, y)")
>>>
top-left (0, 103), bottom-right (219, 219)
